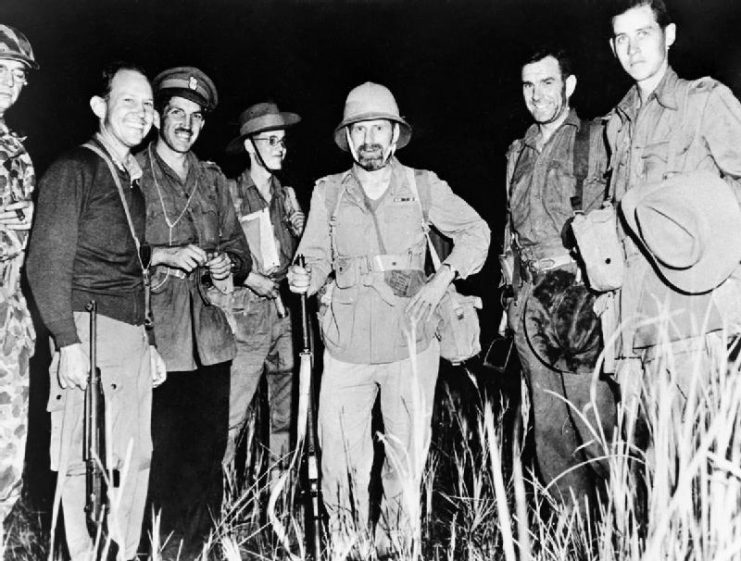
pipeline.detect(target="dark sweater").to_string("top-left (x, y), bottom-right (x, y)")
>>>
top-left (27, 139), bottom-right (149, 347)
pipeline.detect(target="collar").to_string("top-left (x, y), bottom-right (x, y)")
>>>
top-left (340, 156), bottom-right (405, 204)
top-left (95, 132), bottom-right (143, 181)
top-left (522, 108), bottom-right (580, 148)
top-left (239, 168), bottom-right (281, 198)
top-left (148, 141), bottom-right (198, 185)
top-left (615, 66), bottom-right (680, 122)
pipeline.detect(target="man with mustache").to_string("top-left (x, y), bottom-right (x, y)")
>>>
top-left (0, 24), bottom-right (37, 553)
top-left (288, 82), bottom-right (489, 557)
top-left (28, 61), bottom-right (167, 561)
top-left (221, 102), bottom-right (304, 473)
top-left (137, 66), bottom-right (251, 559)
top-left (501, 47), bottom-right (616, 515)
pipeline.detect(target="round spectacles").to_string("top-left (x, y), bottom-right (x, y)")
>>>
top-left (253, 136), bottom-right (287, 148)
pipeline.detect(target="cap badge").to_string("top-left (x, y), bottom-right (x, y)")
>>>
top-left (188, 76), bottom-right (198, 90)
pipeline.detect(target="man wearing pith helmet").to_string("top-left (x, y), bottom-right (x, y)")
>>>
top-left (221, 102), bottom-right (304, 472)
top-left (137, 66), bottom-right (251, 559)
top-left (0, 23), bottom-right (38, 550)
top-left (288, 82), bottom-right (489, 557)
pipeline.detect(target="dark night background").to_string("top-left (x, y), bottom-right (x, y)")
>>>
top-left (4, 0), bottom-right (741, 512)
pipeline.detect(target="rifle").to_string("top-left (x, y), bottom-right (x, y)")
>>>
top-left (83, 300), bottom-right (118, 560)
top-left (297, 255), bottom-right (323, 560)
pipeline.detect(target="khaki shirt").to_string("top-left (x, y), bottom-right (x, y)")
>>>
top-left (138, 144), bottom-right (251, 370)
top-left (298, 157), bottom-right (490, 364)
top-left (606, 67), bottom-right (741, 351)
top-left (507, 109), bottom-right (608, 260)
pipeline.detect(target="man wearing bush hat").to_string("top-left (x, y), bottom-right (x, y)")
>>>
top-left (288, 82), bottom-right (489, 556)
top-left (221, 102), bottom-right (304, 471)
top-left (0, 23), bottom-right (38, 550)
top-left (137, 65), bottom-right (251, 558)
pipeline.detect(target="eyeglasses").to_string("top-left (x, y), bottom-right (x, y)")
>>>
top-left (0, 64), bottom-right (28, 86)
top-left (253, 135), bottom-right (287, 148)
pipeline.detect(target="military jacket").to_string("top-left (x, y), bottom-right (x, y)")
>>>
top-left (298, 157), bottom-right (490, 364)
top-left (138, 144), bottom-right (251, 371)
top-left (0, 121), bottom-right (35, 350)
top-left (606, 67), bottom-right (741, 350)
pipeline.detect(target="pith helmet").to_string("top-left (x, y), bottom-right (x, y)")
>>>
top-left (334, 82), bottom-right (412, 151)
top-left (0, 24), bottom-right (38, 70)
top-left (152, 66), bottom-right (218, 112)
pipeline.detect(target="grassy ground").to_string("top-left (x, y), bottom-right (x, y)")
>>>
top-left (5, 341), bottom-right (741, 560)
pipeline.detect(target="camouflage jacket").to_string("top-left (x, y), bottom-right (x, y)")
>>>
top-left (0, 120), bottom-right (35, 347)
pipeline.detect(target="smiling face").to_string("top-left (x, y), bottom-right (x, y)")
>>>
top-left (158, 95), bottom-right (205, 155)
top-left (521, 55), bottom-right (575, 126)
top-left (0, 59), bottom-right (28, 118)
top-left (611, 4), bottom-right (676, 87)
top-left (92, 68), bottom-right (154, 155)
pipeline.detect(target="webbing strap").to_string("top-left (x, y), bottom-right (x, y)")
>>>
top-left (570, 120), bottom-right (592, 212)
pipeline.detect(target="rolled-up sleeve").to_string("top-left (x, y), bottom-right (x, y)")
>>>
top-left (295, 179), bottom-right (333, 295)
top-left (425, 171), bottom-right (490, 279)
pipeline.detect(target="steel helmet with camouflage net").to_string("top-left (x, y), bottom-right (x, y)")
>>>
top-left (0, 25), bottom-right (38, 70)
top-left (334, 82), bottom-right (411, 151)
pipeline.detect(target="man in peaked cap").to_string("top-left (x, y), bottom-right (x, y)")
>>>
top-left (137, 66), bottom-right (251, 559)
top-left (220, 102), bottom-right (304, 472)
top-left (0, 23), bottom-right (37, 552)
top-left (288, 82), bottom-right (489, 557)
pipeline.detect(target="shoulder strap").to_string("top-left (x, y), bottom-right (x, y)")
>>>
top-left (404, 166), bottom-right (442, 271)
top-left (570, 119), bottom-right (591, 212)
top-left (82, 143), bottom-right (142, 256)
top-left (81, 142), bottom-right (152, 327)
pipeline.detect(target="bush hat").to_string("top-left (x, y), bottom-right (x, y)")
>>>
top-left (524, 269), bottom-right (602, 375)
top-left (226, 102), bottom-right (301, 154)
top-left (334, 82), bottom-right (412, 151)
top-left (153, 66), bottom-right (218, 112)
top-left (0, 24), bottom-right (38, 70)
top-left (621, 171), bottom-right (741, 294)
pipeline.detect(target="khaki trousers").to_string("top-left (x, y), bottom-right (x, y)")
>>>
top-left (318, 339), bottom-right (439, 555)
top-left (49, 313), bottom-right (152, 561)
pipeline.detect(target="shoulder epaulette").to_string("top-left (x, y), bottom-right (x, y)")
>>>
top-left (689, 76), bottom-right (720, 93)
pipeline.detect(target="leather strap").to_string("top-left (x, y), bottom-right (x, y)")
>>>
top-left (81, 142), bottom-right (153, 328)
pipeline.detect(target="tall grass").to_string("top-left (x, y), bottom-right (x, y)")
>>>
top-left (7, 335), bottom-right (741, 560)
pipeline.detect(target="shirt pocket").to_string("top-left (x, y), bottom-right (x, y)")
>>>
top-left (322, 284), bottom-right (357, 351)
top-left (381, 200), bottom-right (425, 252)
top-left (544, 160), bottom-right (577, 223)
top-left (198, 188), bottom-right (221, 249)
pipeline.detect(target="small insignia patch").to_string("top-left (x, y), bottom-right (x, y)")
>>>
top-left (188, 76), bottom-right (198, 90)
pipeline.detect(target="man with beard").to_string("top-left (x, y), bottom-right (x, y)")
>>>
top-left (288, 82), bottom-right (489, 557)
top-left (0, 24), bottom-right (37, 552)
top-left (501, 47), bottom-right (616, 513)
top-left (221, 102), bottom-right (304, 471)
top-left (137, 66), bottom-right (251, 559)
top-left (28, 61), bottom-right (166, 561)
